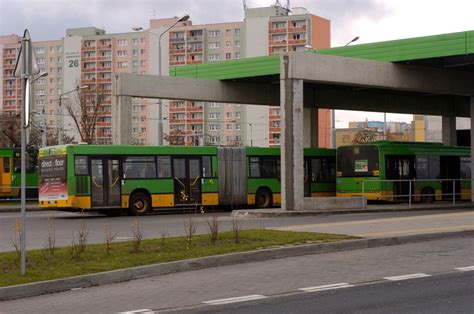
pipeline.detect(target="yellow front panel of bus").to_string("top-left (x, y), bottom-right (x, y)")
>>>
top-left (272, 193), bottom-right (281, 205)
top-left (247, 194), bottom-right (255, 205)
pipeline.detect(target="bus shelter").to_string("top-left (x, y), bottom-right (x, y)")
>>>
top-left (113, 31), bottom-right (474, 211)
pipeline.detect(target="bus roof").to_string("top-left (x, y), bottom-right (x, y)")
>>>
top-left (338, 141), bottom-right (469, 155)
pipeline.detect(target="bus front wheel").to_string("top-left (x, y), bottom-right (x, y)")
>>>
top-left (421, 187), bottom-right (435, 203)
top-left (256, 188), bottom-right (272, 208)
top-left (129, 192), bottom-right (151, 216)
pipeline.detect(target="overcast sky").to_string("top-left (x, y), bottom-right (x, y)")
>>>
top-left (1, 0), bottom-right (473, 126)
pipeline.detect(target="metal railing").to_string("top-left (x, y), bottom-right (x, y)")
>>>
top-left (360, 178), bottom-right (472, 209)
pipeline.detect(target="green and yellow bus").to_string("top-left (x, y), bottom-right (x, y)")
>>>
top-left (336, 141), bottom-right (471, 202)
top-left (0, 147), bottom-right (38, 199)
top-left (38, 144), bottom-right (335, 215)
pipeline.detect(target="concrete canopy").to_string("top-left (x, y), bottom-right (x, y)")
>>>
top-left (113, 30), bottom-right (474, 211)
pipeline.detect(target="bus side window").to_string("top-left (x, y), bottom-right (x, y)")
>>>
top-left (202, 156), bottom-right (212, 178)
top-left (460, 157), bottom-right (471, 179)
top-left (249, 157), bottom-right (260, 177)
top-left (2, 157), bottom-right (10, 173)
top-left (157, 156), bottom-right (171, 178)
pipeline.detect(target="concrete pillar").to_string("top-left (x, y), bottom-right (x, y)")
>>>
top-left (442, 115), bottom-right (457, 146)
top-left (470, 97), bottom-right (474, 203)
top-left (112, 95), bottom-right (132, 145)
top-left (281, 55), bottom-right (305, 211)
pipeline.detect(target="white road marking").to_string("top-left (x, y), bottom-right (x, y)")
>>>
top-left (203, 294), bottom-right (267, 305)
top-left (299, 283), bottom-right (354, 292)
top-left (455, 266), bottom-right (474, 272)
top-left (118, 309), bottom-right (154, 314)
top-left (384, 273), bottom-right (431, 281)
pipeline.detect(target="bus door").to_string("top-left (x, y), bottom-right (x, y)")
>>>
top-left (386, 155), bottom-right (415, 201)
top-left (173, 157), bottom-right (201, 205)
top-left (0, 156), bottom-right (12, 195)
top-left (440, 156), bottom-right (461, 200)
top-left (90, 158), bottom-right (121, 207)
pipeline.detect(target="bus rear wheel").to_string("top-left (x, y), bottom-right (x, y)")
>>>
top-left (129, 192), bottom-right (151, 216)
top-left (421, 187), bottom-right (435, 203)
top-left (256, 188), bottom-right (272, 208)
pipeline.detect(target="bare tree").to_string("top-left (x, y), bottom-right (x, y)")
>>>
top-left (0, 111), bottom-right (21, 147)
top-left (164, 129), bottom-right (186, 145)
top-left (64, 87), bottom-right (102, 144)
top-left (352, 129), bottom-right (378, 144)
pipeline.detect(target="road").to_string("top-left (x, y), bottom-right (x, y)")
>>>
top-left (1, 237), bottom-right (473, 313)
top-left (191, 272), bottom-right (474, 314)
top-left (0, 209), bottom-right (473, 252)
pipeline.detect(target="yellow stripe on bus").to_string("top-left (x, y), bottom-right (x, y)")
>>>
top-left (151, 194), bottom-right (174, 207)
top-left (311, 192), bottom-right (336, 197)
top-left (202, 193), bottom-right (219, 206)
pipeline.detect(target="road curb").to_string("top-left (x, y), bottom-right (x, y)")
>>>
top-left (1, 229), bottom-right (473, 301)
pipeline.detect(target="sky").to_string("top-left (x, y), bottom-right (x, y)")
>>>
top-left (1, 0), bottom-right (473, 127)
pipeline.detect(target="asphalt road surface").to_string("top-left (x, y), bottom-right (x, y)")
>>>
top-left (0, 209), bottom-right (472, 252)
top-left (1, 237), bottom-right (472, 313)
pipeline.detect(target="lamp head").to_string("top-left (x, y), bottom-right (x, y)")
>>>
top-left (178, 14), bottom-right (190, 22)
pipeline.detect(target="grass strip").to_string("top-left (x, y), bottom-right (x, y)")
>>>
top-left (1, 229), bottom-right (354, 287)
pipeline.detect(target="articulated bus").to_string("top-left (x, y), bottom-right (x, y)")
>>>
top-left (0, 147), bottom-right (38, 199)
top-left (38, 145), bottom-right (335, 215)
top-left (336, 141), bottom-right (471, 202)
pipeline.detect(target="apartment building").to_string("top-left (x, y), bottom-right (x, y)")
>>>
top-left (0, 4), bottom-right (332, 147)
top-left (160, 5), bottom-right (332, 147)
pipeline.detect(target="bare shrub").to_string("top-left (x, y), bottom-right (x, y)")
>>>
top-left (183, 214), bottom-right (196, 248)
top-left (232, 215), bottom-right (242, 244)
top-left (11, 218), bottom-right (22, 266)
top-left (205, 213), bottom-right (220, 245)
top-left (104, 224), bottom-right (117, 255)
top-left (131, 218), bottom-right (143, 253)
top-left (43, 216), bottom-right (56, 256)
top-left (160, 231), bottom-right (169, 248)
top-left (70, 219), bottom-right (89, 260)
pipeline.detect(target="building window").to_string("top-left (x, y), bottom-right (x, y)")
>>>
top-left (208, 42), bottom-right (220, 49)
top-left (235, 124), bottom-right (241, 130)
top-left (208, 30), bottom-right (220, 37)
top-left (57, 46), bottom-right (62, 52)
top-left (132, 50), bottom-right (138, 56)
top-left (225, 29), bottom-right (231, 36)
top-left (132, 60), bottom-right (138, 67)
top-left (118, 61), bottom-right (128, 68)
top-left (35, 47), bottom-right (45, 54)
top-left (226, 53), bottom-right (231, 60)
top-left (234, 28), bottom-right (241, 36)
top-left (226, 112), bottom-right (232, 118)
top-left (117, 39), bottom-right (128, 46)
top-left (209, 112), bottom-right (220, 119)
top-left (140, 49), bottom-right (146, 55)
top-left (235, 52), bottom-right (241, 59)
top-left (235, 111), bottom-right (241, 118)
top-left (209, 124), bottom-right (220, 131)
top-left (234, 40), bottom-right (240, 47)
top-left (226, 124), bottom-right (232, 130)
top-left (57, 57), bottom-right (62, 62)
top-left (208, 54), bottom-right (220, 61)
top-left (140, 60), bottom-right (146, 67)
top-left (140, 37), bottom-right (146, 44)
top-left (132, 38), bottom-right (138, 45)
top-left (117, 50), bottom-right (127, 57)
top-left (37, 58), bottom-right (45, 64)
top-left (226, 41), bottom-right (231, 48)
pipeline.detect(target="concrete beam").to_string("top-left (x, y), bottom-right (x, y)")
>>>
top-left (289, 53), bottom-right (474, 96)
top-left (114, 73), bottom-right (279, 105)
top-left (303, 87), bottom-right (470, 117)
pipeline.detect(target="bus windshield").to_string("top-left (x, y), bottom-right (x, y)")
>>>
top-left (337, 145), bottom-right (379, 177)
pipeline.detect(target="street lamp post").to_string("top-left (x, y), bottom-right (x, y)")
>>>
top-left (58, 85), bottom-right (88, 145)
top-left (249, 123), bottom-right (253, 147)
top-left (133, 14), bottom-right (190, 146)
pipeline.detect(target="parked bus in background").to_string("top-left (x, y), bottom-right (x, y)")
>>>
top-left (0, 147), bottom-right (38, 199)
top-left (336, 141), bottom-right (471, 203)
top-left (38, 145), bottom-right (335, 215)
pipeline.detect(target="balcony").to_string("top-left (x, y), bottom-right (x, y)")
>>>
top-left (269, 40), bottom-right (287, 46)
top-left (186, 60), bottom-right (203, 65)
top-left (187, 47), bottom-right (203, 53)
top-left (97, 77), bottom-right (112, 83)
top-left (288, 39), bottom-right (306, 45)
top-left (169, 37), bottom-right (185, 43)
top-left (97, 56), bottom-right (112, 61)
top-left (97, 67), bottom-right (112, 72)
top-left (97, 44), bottom-right (112, 50)
top-left (82, 67), bottom-right (96, 73)
top-left (170, 48), bottom-right (186, 54)
top-left (288, 26), bottom-right (306, 33)
top-left (186, 105), bottom-right (203, 111)
top-left (82, 44), bottom-right (96, 51)
top-left (187, 36), bottom-right (203, 42)
top-left (170, 61), bottom-right (186, 66)
top-left (269, 27), bottom-right (287, 34)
